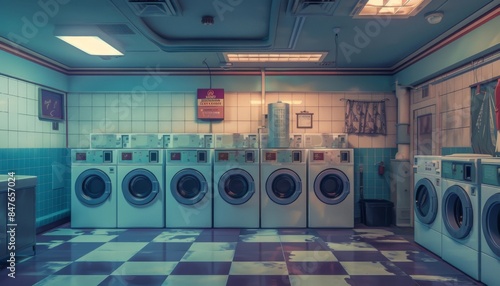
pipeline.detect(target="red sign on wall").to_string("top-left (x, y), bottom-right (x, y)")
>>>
top-left (197, 88), bottom-right (224, 120)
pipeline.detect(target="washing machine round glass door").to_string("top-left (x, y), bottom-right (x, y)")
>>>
top-left (75, 169), bottom-right (111, 205)
top-left (442, 185), bottom-right (473, 239)
top-left (266, 168), bottom-right (301, 205)
top-left (482, 193), bottom-right (500, 256)
top-left (122, 169), bottom-right (159, 205)
top-left (171, 168), bottom-right (208, 205)
top-left (314, 168), bottom-right (350, 205)
top-left (218, 168), bottom-right (255, 205)
top-left (414, 178), bottom-right (438, 224)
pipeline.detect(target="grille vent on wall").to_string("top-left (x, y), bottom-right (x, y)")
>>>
top-left (290, 0), bottom-right (339, 16)
top-left (127, 0), bottom-right (181, 17)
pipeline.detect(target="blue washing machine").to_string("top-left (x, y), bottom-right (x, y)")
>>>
top-left (165, 149), bottom-right (213, 228)
top-left (413, 155), bottom-right (442, 257)
top-left (479, 158), bottom-right (500, 286)
top-left (260, 149), bottom-right (307, 228)
top-left (117, 149), bottom-right (164, 228)
top-left (440, 155), bottom-right (486, 280)
top-left (71, 149), bottom-right (117, 228)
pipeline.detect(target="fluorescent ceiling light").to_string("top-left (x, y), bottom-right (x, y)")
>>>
top-left (56, 36), bottom-right (123, 56)
top-left (224, 52), bottom-right (327, 63)
top-left (54, 25), bottom-right (123, 56)
top-left (352, 0), bottom-right (431, 18)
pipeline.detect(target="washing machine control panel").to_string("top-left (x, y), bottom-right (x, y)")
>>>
top-left (308, 149), bottom-right (352, 165)
top-left (90, 134), bottom-right (123, 149)
top-left (122, 134), bottom-right (164, 148)
top-left (118, 150), bottom-right (162, 164)
top-left (215, 150), bottom-right (258, 164)
top-left (261, 150), bottom-right (304, 164)
top-left (167, 150), bottom-right (211, 164)
top-left (170, 134), bottom-right (214, 148)
top-left (72, 150), bottom-right (114, 164)
top-left (442, 160), bottom-right (475, 182)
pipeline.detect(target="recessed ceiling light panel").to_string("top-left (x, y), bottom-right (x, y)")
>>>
top-left (352, 0), bottom-right (431, 18)
top-left (224, 52), bottom-right (327, 63)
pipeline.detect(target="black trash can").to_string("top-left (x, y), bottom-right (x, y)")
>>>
top-left (360, 199), bottom-right (394, 227)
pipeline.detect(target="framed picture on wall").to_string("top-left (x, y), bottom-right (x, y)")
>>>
top-left (296, 111), bottom-right (313, 128)
top-left (38, 88), bottom-right (65, 122)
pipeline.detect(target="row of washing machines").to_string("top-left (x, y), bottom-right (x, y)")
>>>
top-left (414, 154), bottom-right (500, 285)
top-left (71, 133), bottom-right (354, 231)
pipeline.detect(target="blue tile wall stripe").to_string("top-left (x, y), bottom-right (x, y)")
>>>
top-left (0, 148), bottom-right (71, 228)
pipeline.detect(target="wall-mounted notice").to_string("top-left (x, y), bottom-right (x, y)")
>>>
top-left (197, 88), bottom-right (224, 120)
top-left (39, 88), bottom-right (65, 122)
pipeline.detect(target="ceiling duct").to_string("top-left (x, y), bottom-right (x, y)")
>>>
top-left (291, 0), bottom-right (339, 16)
top-left (127, 0), bottom-right (181, 17)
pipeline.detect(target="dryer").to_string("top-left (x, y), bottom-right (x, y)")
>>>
top-left (71, 149), bottom-right (117, 228)
top-left (308, 149), bottom-right (354, 228)
top-left (213, 149), bottom-right (259, 228)
top-left (165, 149), bottom-right (213, 228)
top-left (479, 158), bottom-right (500, 286)
top-left (440, 155), bottom-right (486, 280)
top-left (260, 149), bottom-right (307, 228)
top-left (117, 149), bottom-right (164, 228)
top-left (413, 155), bottom-right (442, 257)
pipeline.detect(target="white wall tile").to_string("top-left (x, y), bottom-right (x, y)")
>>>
top-left (145, 93), bottom-right (159, 107)
top-left (105, 106), bottom-right (119, 121)
top-left (225, 106), bottom-right (238, 121)
top-left (172, 110), bottom-right (184, 121)
top-left (237, 93), bottom-right (251, 106)
top-left (225, 92), bottom-right (238, 107)
top-left (79, 107), bottom-right (92, 121)
top-left (67, 93), bottom-right (79, 107)
top-left (8, 78), bottom-right (18, 96)
top-left (27, 99), bottom-right (36, 115)
top-left (305, 93), bottom-right (319, 106)
top-left (358, 135), bottom-right (372, 147)
top-left (171, 121), bottom-right (185, 132)
top-left (212, 121), bottom-right (224, 133)
top-left (265, 93), bottom-right (279, 105)
top-left (118, 106), bottom-right (132, 121)
top-left (92, 107), bottom-right (106, 121)
top-left (184, 93), bottom-right (196, 107)
top-left (292, 93), bottom-right (305, 107)
top-left (347, 134), bottom-right (358, 148)
top-left (17, 97), bottom-right (26, 114)
top-left (184, 121), bottom-right (198, 133)
top-left (224, 121), bottom-right (238, 133)
top-left (372, 136), bottom-right (386, 148)
top-left (145, 121), bottom-right (159, 133)
top-left (0, 96), bottom-right (8, 112)
top-left (8, 131), bottom-right (18, 147)
top-left (131, 121), bottom-right (145, 132)
top-left (0, 76), bottom-right (8, 94)
top-left (184, 106), bottom-right (196, 121)
top-left (159, 93), bottom-right (172, 106)
top-left (331, 93), bottom-right (345, 107)
top-left (278, 92), bottom-right (292, 104)
top-left (197, 122), bottom-right (211, 133)
top-left (331, 107), bottom-right (345, 121)
top-left (237, 106), bottom-right (251, 121)
top-left (250, 93), bottom-right (262, 106)
top-left (145, 107), bottom-right (159, 121)
top-left (250, 106), bottom-right (261, 122)
top-left (331, 121), bottom-right (344, 133)
top-left (8, 112), bottom-right (18, 130)
top-left (318, 121), bottom-right (332, 133)
top-left (237, 121), bottom-right (252, 133)
top-left (79, 93), bottom-right (92, 107)
top-left (17, 81), bottom-right (27, 98)
top-left (159, 107), bottom-right (172, 121)
top-left (8, 95), bottom-right (18, 114)
top-left (385, 134), bottom-right (397, 148)
top-left (118, 120), bottom-right (131, 133)
top-left (131, 106), bottom-right (145, 121)
top-left (158, 121), bottom-right (172, 132)
top-left (172, 93), bottom-right (185, 106)
top-left (318, 106), bottom-right (331, 121)
top-left (104, 121), bottom-right (119, 133)
top-left (105, 93), bottom-right (119, 106)
top-left (0, 112), bottom-right (7, 130)
top-left (92, 94), bottom-right (106, 106)
top-left (318, 92), bottom-right (332, 106)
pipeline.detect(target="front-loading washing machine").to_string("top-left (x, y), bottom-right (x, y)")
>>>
top-left (440, 155), bottom-right (487, 280)
top-left (260, 149), bottom-right (307, 228)
top-left (71, 149), bottom-right (117, 228)
top-left (308, 149), bottom-right (354, 228)
top-left (165, 149), bottom-right (213, 228)
top-left (117, 149), bottom-right (164, 228)
top-left (479, 158), bottom-right (500, 286)
top-left (213, 149), bottom-right (259, 228)
top-left (413, 155), bottom-right (442, 257)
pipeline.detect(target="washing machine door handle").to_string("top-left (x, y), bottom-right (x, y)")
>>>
top-left (248, 181), bottom-right (255, 194)
top-left (104, 181), bottom-right (111, 194)
top-left (463, 206), bottom-right (472, 229)
top-left (200, 181), bottom-right (208, 194)
top-left (151, 180), bottom-right (159, 194)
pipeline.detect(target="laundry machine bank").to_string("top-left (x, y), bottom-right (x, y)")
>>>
top-left (440, 155), bottom-right (486, 280)
top-left (71, 149), bottom-right (117, 228)
top-left (413, 156), bottom-right (442, 257)
top-left (260, 149), bottom-right (307, 228)
top-left (117, 149), bottom-right (164, 228)
top-left (479, 158), bottom-right (500, 286)
top-left (308, 149), bottom-right (354, 228)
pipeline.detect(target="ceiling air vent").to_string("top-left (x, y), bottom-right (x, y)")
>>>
top-left (127, 0), bottom-right (181, 17)
top-left (291, 0), bottom-right (339, 16)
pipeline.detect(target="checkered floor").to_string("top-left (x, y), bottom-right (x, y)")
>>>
top-left (0, 224), bottom-right (484, 286)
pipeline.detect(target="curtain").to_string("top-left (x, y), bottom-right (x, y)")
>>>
top-left (344, 100), bottom-right (387, 135)
top-left (471, 80), bottom-right (498, 155)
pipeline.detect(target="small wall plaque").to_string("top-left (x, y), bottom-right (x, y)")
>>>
top-left (296, 111), bottom-right (313, 128)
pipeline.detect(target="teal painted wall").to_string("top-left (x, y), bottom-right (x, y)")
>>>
top-left (394, 16), bottom-right (500, 86)
top-left (0, 50), bottom-right (68, 91)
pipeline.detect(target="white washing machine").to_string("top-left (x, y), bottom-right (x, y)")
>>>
top-left (117, 149), bottom-right (164, 228)
top-left (413, 155), bottom-right (442, 257)
top-left (71, 149), bottom-right (117, 228)
top-left (213, 149), bottom-right (259, 228)
top-left (165, 149), bottom-right (213, 228)
top-left (260, 149), bottom-right (307, 228)
top-left (479, 158), bottom-right (500, 286)
top-left (440, 155), bottom-right (486, 280)
top-left (308, 149), bottom-right (354, 228)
